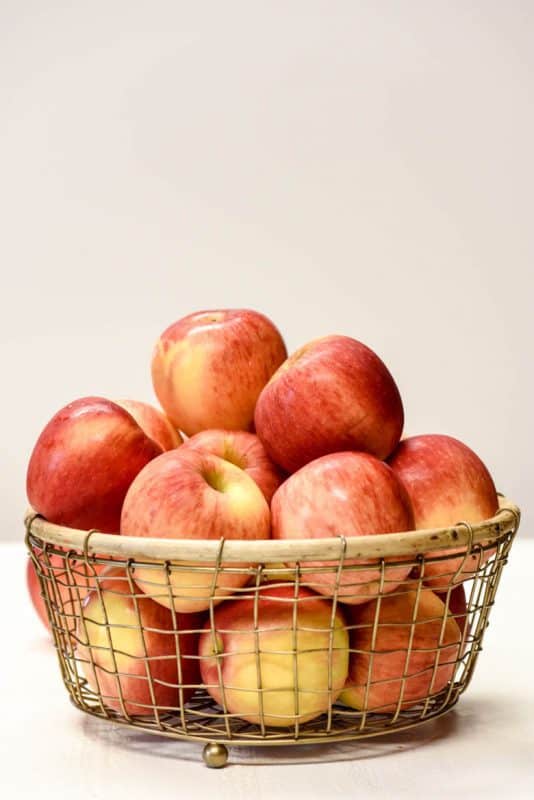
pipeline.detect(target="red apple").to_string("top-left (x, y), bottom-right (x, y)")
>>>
top-left (199, 585), bottom-right (349, 727)
top-left (151, 309), bottom-right (287, 435)
top-left (115, 398), bottom-right (182, 451)
top-left (78, 567), bottom-right (201, 715)
top-left (121, 448), bottom-right (271, 613)
top-left (27, 553), bottom-right (107, 633)
top-left (254, 335), bottom-right (404, 473)
top-left (181, 429), bottom-right (283, 503)
top-left (26, 397), bottom-right (163, 532)
top-left (28, 552), bottom-right (109, 627)
top-left (388, 435), bottom-right (498, 590)
top-left (271, 452), bottom-right (415, 604)
top-left (437, 584), bottom-right (468, 637)
top-left (340, 588), bottom-right (462, 712)
top-left (26, 559), bottom-right (49, 630)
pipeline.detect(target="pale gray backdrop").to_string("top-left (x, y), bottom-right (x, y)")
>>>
top-left (1, 1), bottom-right (532, 540)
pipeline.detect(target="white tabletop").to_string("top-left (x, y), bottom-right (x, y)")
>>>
top-left (1, 540), bottom-right (532, 799)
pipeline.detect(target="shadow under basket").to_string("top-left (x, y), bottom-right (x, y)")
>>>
top-left (25, 496), bottom-right (520, 768)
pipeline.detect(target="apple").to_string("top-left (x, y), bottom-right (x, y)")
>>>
top-left (261, 563), bottom-right (297, 582)
top-left (388, 435), bottom-right (499, 589)
top-left (26, 397), bottom-right (163, 533)
top-left (78, 567), bottom-right (201, 715)
top-left (115, 398), bottom-right (182, 451)
top-left (26, 559), bottom-right (49, 630)
top-left (120, 448), bottom-right (271, 613)
top-left (340, 588), bottom-right (462, 712)
top-left (271, 452), bottom-right (415, 604)
top-left (437, 584), bottom-right (468, 637)
top-left (27, 553), bottom-right (107, 633)
top-left (198, 585), bottom-right (349, 727)
top-left (151, 309), bottom-right (287, 435)
top-left (254, 335), bottom-right (404, 473)
top-left (181, 429), bottom-right (283, 503)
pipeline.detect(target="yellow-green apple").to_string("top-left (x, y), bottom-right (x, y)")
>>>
top-left (181, 429), bottom-right (283, 503)
top-left (120, 449), bottom-right (271, 613)
top-left (388, 435), bottom-right (498, 590)
top-left (151, 309), bottom-right (287, 435)
top-left (261, 563), bottom-right (297, 582)
top-left (199, 585), bottom-right (349, 727)
top-left (115, 398), bottom-right (182, 451)
top-left (27, 553), bottom-right (107, 633)
top-left (340, 588), bottom-right (462, 712)
top-left (271, 452), bottom-right (415, 604)
top-left (26, 397), bottom-right (163, 532)
top-left (254, 335), bottom-right (404, 473)
top-left (78, 567), bottom-right (201, 715)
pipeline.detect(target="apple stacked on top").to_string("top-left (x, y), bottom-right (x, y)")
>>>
top-left (26, 309), bottom-right (498, 724)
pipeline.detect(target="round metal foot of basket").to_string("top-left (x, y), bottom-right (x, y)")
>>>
top-left (202, 742), bottom-right (229, 768)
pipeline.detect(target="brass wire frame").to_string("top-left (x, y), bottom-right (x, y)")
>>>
top-left (25, 498), bottom-right (520, 763)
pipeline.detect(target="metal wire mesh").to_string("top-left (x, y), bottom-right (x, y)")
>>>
top-left (25, 506), bottom-right (519, 748)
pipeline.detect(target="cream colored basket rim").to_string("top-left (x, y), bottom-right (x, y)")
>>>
top-left (25, 496), bottom-right (520, 564)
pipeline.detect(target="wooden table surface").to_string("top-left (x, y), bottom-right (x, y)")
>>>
top-left (1, 540), bottom-right (532, 799)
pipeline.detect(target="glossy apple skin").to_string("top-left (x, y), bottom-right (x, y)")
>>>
top-left (26, 397), bottom-right (163, 533)
top-left (121, 449), bottom-right (271, 613)
top-left (26, 554), bottom-right (107, 633)
top-left (271, 452), bottom-right (415, 604)
top-left (115, 399), bottom-right (182, 451)
top-left (151, 309), bottom-right (287, 435)
top-left (388, 435), bottom-right (498, 590)
top-left (254, 335), bottom-right (404, 474)
top-left (78, 567), bottom-right (201, 716)
top-left (181, 429), bottom-right (283, 503)
top-left (340, 589), bottom-right (462, 712)
top-left (199, 585), bottom-right (349, 727)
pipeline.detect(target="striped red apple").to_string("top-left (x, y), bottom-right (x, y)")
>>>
top-left (271, 451), bottom-right (415, 604)
top-left (340, 588), bottom-right (462, 712)
top-left (120, 448), bottom-right (271, 613)
top-left (181, 429), bottom-right (283, 503)
top-left (389, 435), bottom-right (498, 589)
top-left (151, 309), bottom-right (287, 435)
top-left (26, 397), bottom-right (163, 533)
top-left (255, 335), bottom-right (404, 473)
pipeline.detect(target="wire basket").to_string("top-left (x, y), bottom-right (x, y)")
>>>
top-left (25, 496), bottom-right (520, 767)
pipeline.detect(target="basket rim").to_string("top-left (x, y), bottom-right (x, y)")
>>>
top-left (24, 495), bottom-right (520, 564)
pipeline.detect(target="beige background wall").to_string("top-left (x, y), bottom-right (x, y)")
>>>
top-left (1, 1), bottom-right (532, 540)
